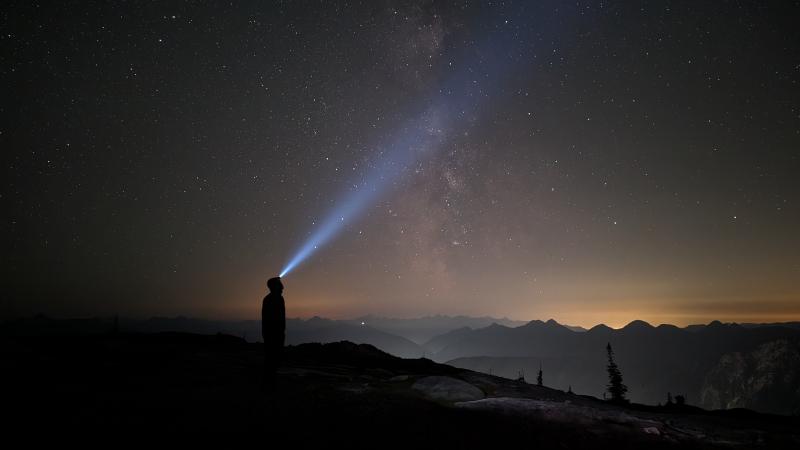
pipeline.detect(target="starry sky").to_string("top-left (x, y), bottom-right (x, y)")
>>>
top-left (3, 1), bottom-right (799, 327)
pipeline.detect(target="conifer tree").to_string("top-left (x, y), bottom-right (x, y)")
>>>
top-left (537, 363), bottom-right (543, 386)
top-left (605, 343), bottom-right (628, 403)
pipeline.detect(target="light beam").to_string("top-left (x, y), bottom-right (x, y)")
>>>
top-left (279, 16), bottom-right (535, 277)
top-left (280, 108), bottom-right (448, 277)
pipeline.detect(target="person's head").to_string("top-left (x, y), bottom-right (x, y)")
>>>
top-left (267, 277), bottom-right (283, 294)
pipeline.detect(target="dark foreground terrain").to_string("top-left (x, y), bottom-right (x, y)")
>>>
top-left (3, 332), bottom-right (798, 448)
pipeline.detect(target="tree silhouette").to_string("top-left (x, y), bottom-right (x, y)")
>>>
top-left (537, 363), bottom-right (543, 386)
top-left (605, 343), bottom-right (628, 403)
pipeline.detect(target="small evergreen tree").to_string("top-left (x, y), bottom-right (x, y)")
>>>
top-left (666, 392), bottom-right (674, 405)
top-left (537, 362), bottom-right (543, 386)
top-left (605, 343), bottom-right (628, 403)
top-left (568, 385), bottom-right (573, 394)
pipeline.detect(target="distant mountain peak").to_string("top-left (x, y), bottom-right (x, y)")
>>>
top-left (544, 319), bottom-right (570, 331)
top-left (704, 320), bottom-right (743, 331)
top-left (518, 319), bottom-right (570, 332)
top-left (522, 320), bottom-right (544, 327)
top-left (589, 324), bottom-right (613, 332)
top-left (623, 320), bottom-right (654, 330)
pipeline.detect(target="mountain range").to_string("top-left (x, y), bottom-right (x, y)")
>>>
top-left (3, 314), bottom-right (799, 414)
top-left (436, 319), bottom-right (800, 415)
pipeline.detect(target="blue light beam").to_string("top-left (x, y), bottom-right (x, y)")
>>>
top-left (279, 12), bottom-right (544, 277)
top-left (280, 108), bottom-right (448, 277)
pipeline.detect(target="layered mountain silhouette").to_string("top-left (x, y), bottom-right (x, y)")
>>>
top-left (4, 315), bottom-right (799, 414)
top-left (342, 314), bottom-right (527, 344)
top-left (434, 319), bottom-right (800, 414)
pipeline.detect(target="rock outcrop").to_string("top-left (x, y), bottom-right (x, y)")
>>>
top-left (700, 339), bottom-right (800, 415)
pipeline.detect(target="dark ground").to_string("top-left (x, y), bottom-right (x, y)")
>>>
top-left (3, 332), bottom-right (798, 448)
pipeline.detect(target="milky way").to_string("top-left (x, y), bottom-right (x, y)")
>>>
top-left (279, 11), bottom-right (546, 278)
top-left (4, 1), bottom-right (799, 326)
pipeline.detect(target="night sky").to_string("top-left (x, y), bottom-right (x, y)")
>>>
top-left (4, 1), bottom-right (799, 327)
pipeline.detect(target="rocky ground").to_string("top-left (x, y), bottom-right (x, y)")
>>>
top-left (3, 332), bottom-right (798, 448)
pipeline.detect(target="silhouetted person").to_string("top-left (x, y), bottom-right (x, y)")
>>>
top-left (262, 277), bottom-right (285, 388)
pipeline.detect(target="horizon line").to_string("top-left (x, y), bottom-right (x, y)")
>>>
top-left (8, 312), bottom-right (800, 331)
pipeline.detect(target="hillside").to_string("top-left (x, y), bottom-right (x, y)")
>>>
top-left (2, 332), bottom-right (798, 447)
top-left (435, 319), bottom-right (800, 412)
